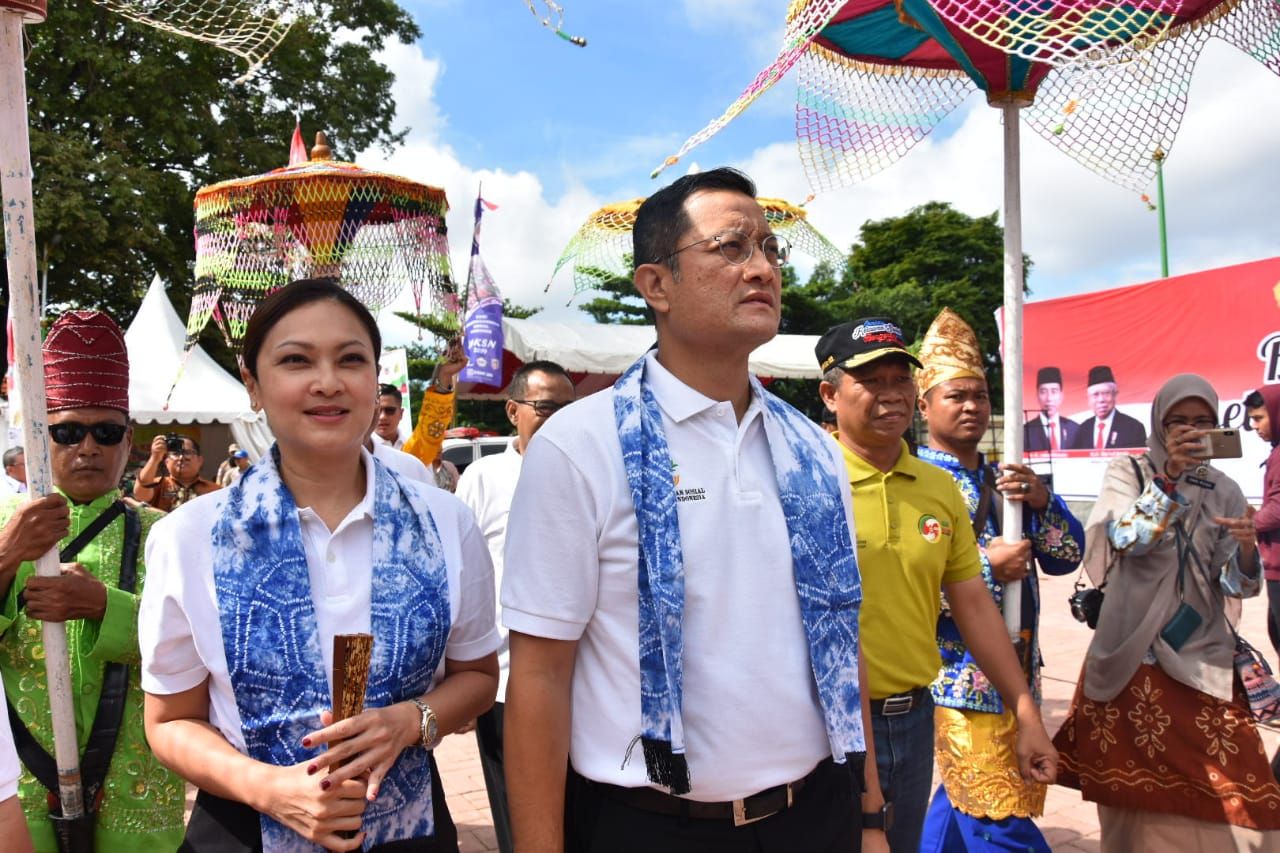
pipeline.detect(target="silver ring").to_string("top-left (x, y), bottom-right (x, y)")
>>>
top-left (1021, 482), bottom-right (1031, 494)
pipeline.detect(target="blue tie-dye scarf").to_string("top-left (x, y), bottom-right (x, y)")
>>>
top-left (212, 447), bottom-right (451, 851)
top-left (612, 356), bottom-right (865, 794)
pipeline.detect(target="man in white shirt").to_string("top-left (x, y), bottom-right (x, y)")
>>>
top-left (455, 359), bottom-right (574, 853)
top-left (503, 168), bottom-right (884, 853)
top-left (1, 447), bottom-right (26, 496)
top-left (371, 383), bottom-right (406, 449)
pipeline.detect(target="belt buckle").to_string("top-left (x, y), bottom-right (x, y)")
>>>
top-left (880, 694), bottom-right (913, 716)
top-left (731, 785), bottom-right (793, 827)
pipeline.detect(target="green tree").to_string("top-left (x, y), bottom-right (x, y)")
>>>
top-left (576, 254), bottom-right (652, 325)
top-left (780, 202), bottom-right (1030, 408)
top-left (1, 1), bottom-right (419, 370)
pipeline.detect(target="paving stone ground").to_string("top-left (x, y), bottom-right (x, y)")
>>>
top-left (432, 570), bottom-right (1280, 852)
top-left (184, 570), bottom-right (1279, 851)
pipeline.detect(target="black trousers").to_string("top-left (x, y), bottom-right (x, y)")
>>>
top-left (181, 753), bottom-right (458, 852)
top-left (565, 757), bottom-right (862, 853)
top-left (475, 701), bottom-right (513, 853)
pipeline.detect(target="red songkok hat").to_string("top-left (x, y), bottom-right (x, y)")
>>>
top-left (43, 310), bottom-right (130, 413)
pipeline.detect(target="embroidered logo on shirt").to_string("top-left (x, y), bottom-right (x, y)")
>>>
top-left (918, 514), bottom-right (951, 543)
top-left (671, 459), bottom-right (680, 486)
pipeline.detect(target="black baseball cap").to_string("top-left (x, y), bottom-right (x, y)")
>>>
top-left (815, 318), bottom-right (922, 373)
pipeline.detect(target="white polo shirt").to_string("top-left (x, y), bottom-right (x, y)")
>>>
top-left (370, 431), bottom-right (405, 451)
top-left (0, 676), bottom-right (18, 800)
top-left (372, 441), bottom-right (432, 485)
top-left (502, 352), bottom-right (852, 802)
top-left (140, 448), bottom-right (499, 753)
top-left (455, 439), bottom-right (521, 702)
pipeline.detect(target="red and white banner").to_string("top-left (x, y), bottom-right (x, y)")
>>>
top-left (1009, 256), bottom-right (1278, 501)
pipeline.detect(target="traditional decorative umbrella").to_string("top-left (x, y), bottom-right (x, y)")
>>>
top-left (549, 196), bottom-right (848, 300)
top-left (651, 0), bottom-right (1280, 638)
top-left (188, 132), bottom-right (456, 354)
top-left (0, 0), bottom-right (293, 837)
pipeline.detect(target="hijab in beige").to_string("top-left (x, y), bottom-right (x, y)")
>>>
top-left (1082, 374), bottom-right (1250, 702)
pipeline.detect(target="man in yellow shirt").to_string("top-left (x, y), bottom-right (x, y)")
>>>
top-left (816, 318), bottom-right (1058, 853)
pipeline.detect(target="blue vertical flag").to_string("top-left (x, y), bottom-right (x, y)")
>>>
top-left (458, 189), bottom-right (505, 387)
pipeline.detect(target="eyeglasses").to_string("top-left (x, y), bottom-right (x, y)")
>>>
top-left (512, 399), bottom-right (570, 417)
top-left (658, 230), bottom-right (791, 268)
top-left (1163, 417), bottom-right (1217, 430)
top-left (379, 406), bottom-right (401, 417)
top-left (48, 421), bottom-right (128, 446)
top-left (168, 449), bottom-right (197, 458)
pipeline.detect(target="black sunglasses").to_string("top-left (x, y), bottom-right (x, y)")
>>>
top-left (512, 399), bottom-right (570, 417)
top-left (49, 421), bottom-right (128, 446)
top-left (379, 406), bottom-right (401, 417)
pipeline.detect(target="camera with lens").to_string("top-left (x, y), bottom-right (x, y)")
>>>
top-left (165, 433), bottom-right (185, 454)
top-left (1069, 584), bottom-right (1105, 630)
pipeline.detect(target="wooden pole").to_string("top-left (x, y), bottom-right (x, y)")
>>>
top-left (0, 0), bottom-right (86, 819)
top-left (1000, 103), bottom-right (1025, 641)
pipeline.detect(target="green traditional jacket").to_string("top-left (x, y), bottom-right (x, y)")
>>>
top-left (0, 490), bottom-right (185, 853)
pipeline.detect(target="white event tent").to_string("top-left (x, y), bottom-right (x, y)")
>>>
top-left (457, 316), bottom-right (822, 398)
top-left (125, 276), bottom-right (272, 463)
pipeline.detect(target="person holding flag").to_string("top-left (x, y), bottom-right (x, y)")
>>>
top-left (0, 311), bottom-right (185, 851)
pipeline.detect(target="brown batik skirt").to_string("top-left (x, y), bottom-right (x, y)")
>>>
top-left (1054, 662), bottom-right (1280, 831)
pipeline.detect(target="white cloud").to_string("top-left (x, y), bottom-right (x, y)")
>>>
top-left (737, 41), bottom-right (1280, 302)
top-left (358, 40), bottom-right (605, 346)
top-left (360, 32), bottom-right (1278, 351)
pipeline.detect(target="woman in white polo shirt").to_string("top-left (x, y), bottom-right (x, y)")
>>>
top-left (140, 279), bottom-right (500, 852)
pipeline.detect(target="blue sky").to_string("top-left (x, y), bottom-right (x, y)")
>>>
top-left (361, 1), bottom-right (1280, 344)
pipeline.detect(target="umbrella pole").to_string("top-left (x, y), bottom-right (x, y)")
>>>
top-left (0, 4), bottom-right (86, 820)
top-left (1000, 103), bottom-right (1025, 642)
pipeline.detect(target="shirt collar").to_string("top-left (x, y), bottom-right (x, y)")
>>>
top-left (297, 448), bottom-right (376, 525)
top-left (832, 435), bottom-right (918, 483)
top-left (56, 487), bottom-right (120, 514)
top-left (918, 445), bottom-right (987, 475)
top-left (645, 350), bottom-right (761, 425)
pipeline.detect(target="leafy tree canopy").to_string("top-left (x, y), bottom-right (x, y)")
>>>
top-left (2, 1), bottom-right (419, 369)
top-left (781, 201), bottom-right (1030, 408)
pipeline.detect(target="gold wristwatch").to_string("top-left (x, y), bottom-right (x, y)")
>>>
top-left (409, 698), bottom-right (439, 750)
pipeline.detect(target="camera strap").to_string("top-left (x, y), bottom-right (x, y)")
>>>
top-left (1075, 454), bottom-right (1151, 595)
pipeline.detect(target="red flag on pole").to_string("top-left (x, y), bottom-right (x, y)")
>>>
top-left (288, 118), bottom-right (307, 166)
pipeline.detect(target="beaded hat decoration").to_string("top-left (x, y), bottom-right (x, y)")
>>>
top-left (43, 310), bottom-right (130, 414)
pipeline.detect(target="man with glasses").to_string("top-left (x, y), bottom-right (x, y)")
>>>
top-left (133, 434), bottom-right (220, 512)
top-left (1071, 365), bottom-right (1147, 451)
top-left (455, 359), bottom-right (575, 853)
top-left (817, 317), bottom-right (1059, 852)
top-left (372, 383), bottom-right (407, 449)
top-left (0, 310), bottom-right (184, 850)
top-left (504, 168), bottom-right (881, 853)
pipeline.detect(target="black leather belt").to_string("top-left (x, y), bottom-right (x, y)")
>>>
top-left (590, 760), bottom-right (825, 827)
top-left (870, 686), bottom-right (929, 716)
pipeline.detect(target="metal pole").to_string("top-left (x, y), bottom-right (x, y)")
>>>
top-left (0, 1), bottom-right (86, 819)
top-left (1154, 148), bottom-right (1169, 278)
top-left (1000, 104), bottom-right (1025, 640)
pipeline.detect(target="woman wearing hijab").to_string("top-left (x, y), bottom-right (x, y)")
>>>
top-left (139, 279), bottom-right (500, 851)
top-left (1054, 374), bottom-right (1280, 852)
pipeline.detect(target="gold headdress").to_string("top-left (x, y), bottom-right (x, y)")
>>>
top-left (916, 307), bottom-right (984, 395)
